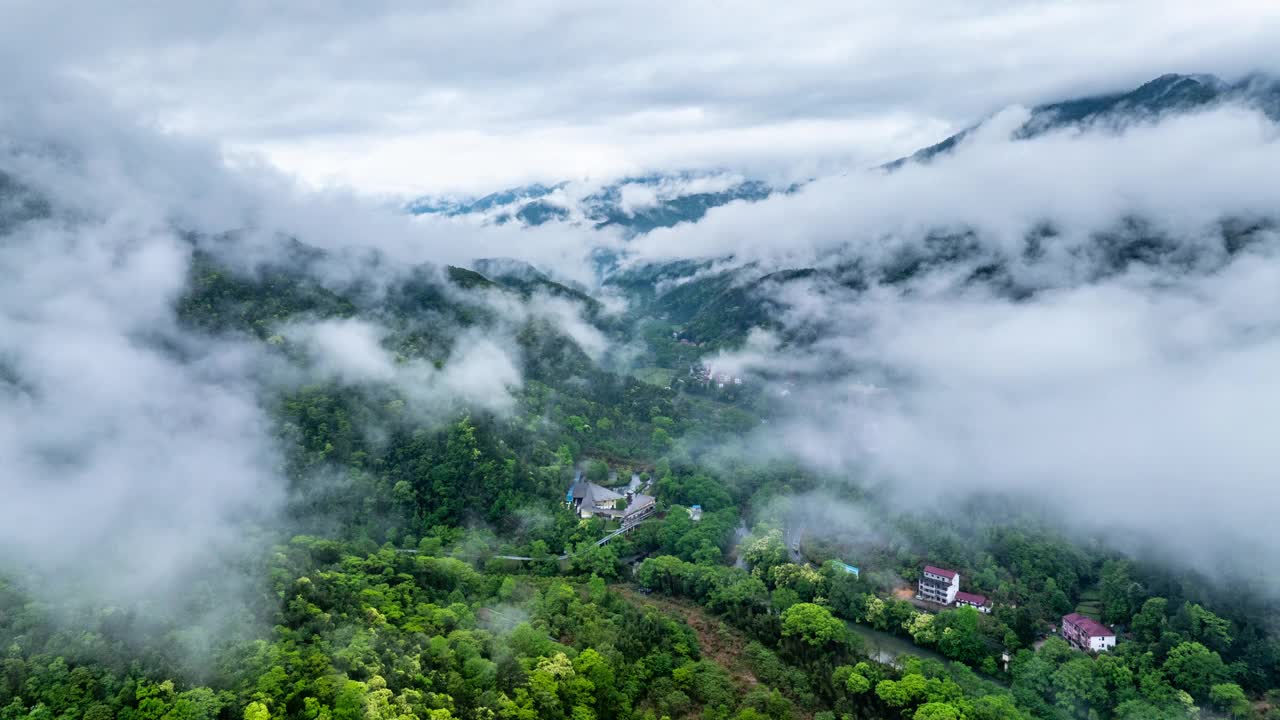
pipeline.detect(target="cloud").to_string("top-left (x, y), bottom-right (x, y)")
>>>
top-left (475, 289), bottom-right (611, 362)
top-left (0, 76), bottom-right (599, 619)
top-left (287, 317), bottom-right (525, 420)
top-left (664, 105), bottom-right (1280, 580)
top-left (0, 158), bottom-right (283, 610)
top-left (629, 103), bottom-right (1280, 267)
top-left (289, 318), bottom-right (399, 382)
top-left (6, 1), bottom-right (1279, 193)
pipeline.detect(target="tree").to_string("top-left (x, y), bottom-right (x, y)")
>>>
top-left (877, 674), bottom-right (927, 708)
top-left (905, 612), bottom-right (937, 646)
top-left (1163, 641), bottom-right (1227, 699)
top-left (742, 531), bottom-right (788, 582)
top-left (571, 542), bottom-right (619, 580)
top-left (845, 671), bottom-right (871, 695)
top-left (1051, 657), bottom-right (1106, 718)
top-left (771, 563), bottom-right (825, 601)
top-left (1100, 560), bottom-right (1136, 624)
top-left (244, 702), bottom-right (271, 720)
top-left (1132, 597), bottom-right (1168, 644)
top-left (913, 702), bottom-right (961, 720)
top-left (1181, 602), bottom-right (1232, 651)
top-left (1209, 683), bottom-right (1250, 719)
top-left (586, 459), bottom-right (609, 482)
top-left (555, 444), bottom-right (575, 467)
top-left (780, 603), bottom-right (845, 648)
top-left (651, 427), bottom-right (671, 449)
top-left (935, 607), bottom-right (986, 665)
top-left (970, 694), bottom-right (1029, 720)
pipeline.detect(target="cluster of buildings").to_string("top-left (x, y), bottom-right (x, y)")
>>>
top-left (918, 564), bottom-right (1119, 653)
top-left (566, 475), bottom-right (657, 529)
top-left (691, 363), bottom-right (743, 389)
top-left (917, 565), bottom-right (992, 613)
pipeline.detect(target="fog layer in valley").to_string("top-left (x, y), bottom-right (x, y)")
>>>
top-left (0, 83), bottom-right (603, 612)
top-left (652, 103), bottom-right (1280, 580)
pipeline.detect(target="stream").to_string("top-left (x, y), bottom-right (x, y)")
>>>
top-left (847, 622), bottom-right (949, 667)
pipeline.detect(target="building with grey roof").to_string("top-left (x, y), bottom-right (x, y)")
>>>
top-left (567, 481), bottom-right (656, 528)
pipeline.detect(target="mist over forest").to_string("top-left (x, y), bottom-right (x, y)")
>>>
top-left (3, 4), bottom-right (1280, 720)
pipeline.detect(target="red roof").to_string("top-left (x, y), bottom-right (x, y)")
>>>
top-left (923, 565), bottom-right (957, 579)
top-left (1063, 613), bottom-right (1113, 638)
top-left (955, 591), bottom-right (989, 606)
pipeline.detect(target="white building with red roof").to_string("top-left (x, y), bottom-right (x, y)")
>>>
top-left (955, 591), bottom-right (992, 614)
top-left (1062, 613), bottom-right (1117, 652)
top-left (918, 565), bottom-right (961, 605)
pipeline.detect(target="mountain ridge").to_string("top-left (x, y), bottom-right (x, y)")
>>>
top-left (886, 71), bottom-right (1280, 169)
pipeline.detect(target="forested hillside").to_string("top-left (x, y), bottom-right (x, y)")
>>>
top-left (5, 61), bottom-right (1280, 720)
top-left (2, 222), bottom-right (1279, 720)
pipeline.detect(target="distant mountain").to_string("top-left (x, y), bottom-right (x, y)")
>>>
top-left (407, 172), bottom-right (778, 234)
top-left (406, 182), bottom-right (565, 218)
top-left (888, 72), bottom-right (1280, 168)
top-left (409, 74), bottom-right (1280, 238)
top-left (609, 214), bottom-right (1278, 351)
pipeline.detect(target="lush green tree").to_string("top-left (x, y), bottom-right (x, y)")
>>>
top-left (877, 674), bottom-right (928, 708)
top-left (1132, 598), bottom-right (1169, 644)
top-left (1209, 682), bottom-right (1251, 719)
top-left (742, 530), bottom-right (788, 582)
top-left (935, 607), bottom-right (987, 665)
top-left (1163, 641), bottom-right (1228, 699)
top-left (1051, 657), bottom-right (1107, 718)
top-left (780, 603), bottom-right (844, 648)
top-left (1100, 560), bottom-right (1137, 624)
top-left (913, 702), bottom-right (962, 720)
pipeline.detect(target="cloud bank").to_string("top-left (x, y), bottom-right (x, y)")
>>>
top-left (663, 103), bottom-right (1280, 578)
top-left (0, 79), bottom-right (607, 613)
top-left (7, 1), bottom-right (1280, 192)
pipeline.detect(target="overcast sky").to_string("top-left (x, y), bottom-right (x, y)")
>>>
top-left (5, 0), bottom-right (1279, 194)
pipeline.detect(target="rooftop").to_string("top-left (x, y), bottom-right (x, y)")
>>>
top-left (570, 481), bottom-right (623, 507)
top-left (569, 481), bottom-right (654, 518)
top-left (1063, 613), bottom-right (1114, 638)
top-left (626, 493), bottom-right (655, 513)
top-left (923, 565), bottom-right (958, 580)
top-left (955, 591), bottom-right (989, 606)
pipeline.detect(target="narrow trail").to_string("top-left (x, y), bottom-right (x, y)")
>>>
top-left (612, 585), bottom-right (819, 720)
top-left (613, 585), bottom-right (760, 689)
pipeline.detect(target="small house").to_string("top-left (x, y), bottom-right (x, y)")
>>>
top-left (955, 591), bottom-right (991, 614)
top-left (1062, 613), bottom-right (1116, 652)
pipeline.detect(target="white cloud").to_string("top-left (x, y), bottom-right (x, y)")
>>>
top-left (629, 105), bottom-right (1280, 267)
top-left (5, 1), bottom-right (1279, 193)
top-left (671, 107), bottom-right (1280, 578)
top-left (290, 318), bottom-right (399, 382)
top-left (283, 314), bottom-right (527, 423)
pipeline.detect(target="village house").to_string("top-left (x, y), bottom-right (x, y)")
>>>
top-left (687, 504), bottom-right (703, 521)
top-left (918, 565), bottom-right (961, 605)
top-left (955, 591), bottom-right (992, 614)
top-left (1062, 613), bottom-right (1117, 652)
top-left (567, 480), bottom-right (657, 529)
